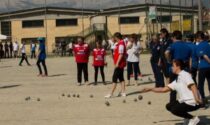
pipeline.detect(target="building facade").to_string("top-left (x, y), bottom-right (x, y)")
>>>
top-left (0, 4), bottom-right (199, 53)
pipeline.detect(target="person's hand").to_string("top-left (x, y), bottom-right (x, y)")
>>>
top-left (115, 63), bottom-right (119, 68)
top-left (196, 98), bottom-right (203, 105)
top-left (158, 61), bottom-right (162, 67)
top-left (104, 62), bottom-right (108, 67)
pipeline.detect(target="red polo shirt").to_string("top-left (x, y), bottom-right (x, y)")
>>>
top-left (73, 43), bottom-right (89, 63)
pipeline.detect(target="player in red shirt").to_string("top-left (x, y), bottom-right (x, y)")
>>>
top-left (105, 32), bottom-right (127, 98)
top-left (73, 37), bottom-right (90, 86)
top-left (92, 41), bottom-right (107, 85)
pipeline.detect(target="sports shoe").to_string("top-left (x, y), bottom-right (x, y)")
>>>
top-left (188, 117), bottom-right (200, 125)
top-left (85, 81), bottom-right (90, 85)
top-left (77, 83), bottom-right (81, 86)
top-left (130, 74), bottom-right (134, 77)
top-left (104, 94), bottom-right (112, 98)
top-left (117, 92), bottom-right (126, 97)
top-left (121, 93), bottom-right (126, 97)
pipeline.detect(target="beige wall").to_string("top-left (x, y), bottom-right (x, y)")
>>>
top-left (11, 17), bottom-right (91, 53)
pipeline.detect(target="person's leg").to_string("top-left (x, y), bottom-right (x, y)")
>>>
top-left (83, 63), bottom-right (89, 83)
top-left (105, 68), bottom-right (119, 97)
top-left (6, 51), bottom-right (9, 58)
top-left (166, 101), bottom-right (200, 119)
top-left (10, 50), bottom-right (12, 58)
top-left (198, 69), bottom-right (206, 99)
top-left (19, 53), bottom-right (24, 65)
top-left (14, 51), bottom-right (16, 58)
top-left (24, 55), bottom-right (31, 65)
top-left (151, 62), bottom-right (159, 87)
top-left (34, 51), bottom-right (36, 58)
top-left (94, 66), bottom-right (99, 84)
top-left (119, 68), bottom-right (126, 95)
top-left (36, 59), bottom-right (42, 75)
top-left (133, 62), bottom-right (139, 84)
top-left (191, 67), bottom-right (198, 85)
top-left (41, 60), bottom-right (48, 76)
top-left (127, 62), bottom-right (132, 85)
top-left (204, 68), bottom-right (210, 96)
top-left (100, 66), bottom-right (105, 83)
top-left (155, 63), bottom-right (165, 87)
top-left (77, 63), bottom-right (82, 84)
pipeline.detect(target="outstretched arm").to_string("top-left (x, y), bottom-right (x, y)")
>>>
top-left (142, 86), bottom-right (171, 93)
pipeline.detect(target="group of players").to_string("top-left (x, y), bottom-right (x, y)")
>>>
top-left (72, 29), bottom-right (210, 125)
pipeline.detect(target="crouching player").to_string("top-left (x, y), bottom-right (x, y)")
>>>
top-left (143, 60), bottom-right (202, 125)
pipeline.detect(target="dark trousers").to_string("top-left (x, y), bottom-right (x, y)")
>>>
top-left (10, 50), bottom-right (13, 58)
top-left (69, 49), bottom-right (73, 56)
top-left (0, 50), bottom-right (3, 58)
top-left (77, 63), bottom-right (88, 83)
top-left (31, 51), bottom-right (36, 59)
top-left (4, 50), bottom-right (9, 58)
top-left (191, 67), bottom-right (198, 85)
top-left (19, 53), bottom-right (30, 65)
top-left (151, 61), bottom-right (165, 87)
top-left (61, 49), bottom-right (66, 56)
top-left (37, 59), bottom-right (48, 75)
top-left (166, 101), bottom-right (200, 119)
top-left (127, 62), bottom-right (139, 80)
top-left (198, 68), bottom-right (210, 99)
top-left (94, 66), bottom-right (105, 83)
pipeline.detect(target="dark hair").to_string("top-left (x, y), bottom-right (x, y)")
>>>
top-left (78, 36), bottom-right (84, 41)
top-left (130, 33), bottom-right (138, 43)
top-left (186, 34), bottom-right (194, 42)
top-left (160, 28), bottom-right (169, 38)
top-left (172, 59), bottom-right (185, 70)
top-left (172, 30), bottom-right (182, 40)
top-left (114, 32), bottom-right (123, 40)
top-left (195, 31), bottom-right (205, 40)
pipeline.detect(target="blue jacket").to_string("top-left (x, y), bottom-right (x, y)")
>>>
top-left (196, 41), bottom-right (210, 69)
top-left (186, 42), bottom-right (198, 69)
top-left (38, 43), bottom-right (46, 60)
top-left (167, 41), bottom-right (191, 62)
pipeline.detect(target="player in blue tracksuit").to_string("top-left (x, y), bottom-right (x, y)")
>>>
top-left (159, 28), bottom-right (173, 85)
top-left (37, 37), bottom-right (48, 77)
top-left (150, 34), bottom-right (164, 87)
top-left (195, 31), bottom-right (210, 107)
top-left (165, 30), bottom-right (192, 103)
top-left (185, 34), bottom-right (199, 84)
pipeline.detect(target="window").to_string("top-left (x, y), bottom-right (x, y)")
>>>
top-left (119, 17), bottom-right (140, 24)
top-left (183, 15), bottom-right (193, 20)
top-left (152, 16), bottom-right (172, 23)
top-left (22, 20), bottom-right (44, 28)
top-left (56, 19), bottom-right (78, 27)
top-left (22, 38), bottom-right (45, 44)
top-left (1, 21), bottom-right (11, 36)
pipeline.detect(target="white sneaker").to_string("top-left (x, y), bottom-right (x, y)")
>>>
top-left (188, 117), bottom-right (200, 125)
top-left (85, 81), bottom-right (90, 86)
top-left (77, 83), bottom-right (81, 86)
top-left (117, 92), bottom-right (126, 97)
top-left (104, 94), bottom-right (112, 98)
top-left (121, 93), bottom-right (126, 97)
